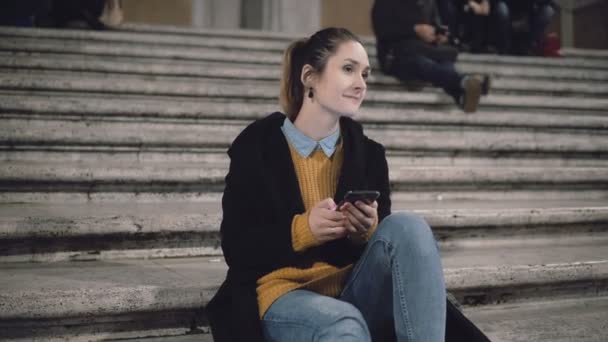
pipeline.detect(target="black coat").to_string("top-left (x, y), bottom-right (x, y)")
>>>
top-left (372, 0), bottom-right (442, 43)
top-left (372, 0), bottom-right (458, 71)
top-left (206, 112), bottom-right (489, 342)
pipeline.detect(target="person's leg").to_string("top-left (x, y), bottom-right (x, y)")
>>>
top-left (391, 55), bottom-right (462, 100)
top-left (528, 3), bottom-right (555, 52)
top-left (261, 289), bottom-right (371, 342)
top-left (468, 13), bottom-right (486, 53)
top-left (340, 212), bottom-right (446, 342)
top-left (492, 0), bottom-right (511, 54)
top-left (390, 54), bottom-right (482, 112)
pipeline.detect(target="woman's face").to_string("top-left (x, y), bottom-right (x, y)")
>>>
top-left (313, 40), bottom-right (370, 118)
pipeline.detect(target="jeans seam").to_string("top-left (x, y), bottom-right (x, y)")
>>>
top-left (343, 234), bottom-right (416, 341)
top-left (341, 238), bottom-right (390, 297)
top-left (392, 243), bottom-right (415, 341)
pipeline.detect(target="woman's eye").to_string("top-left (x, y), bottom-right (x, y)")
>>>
top-left (343, 65), bottom-right (354, 73)
top-left (362, 72), bottom-right (369, 79)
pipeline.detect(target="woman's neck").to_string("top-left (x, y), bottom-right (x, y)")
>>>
top-left (293, 106), bottom-right (339, 141)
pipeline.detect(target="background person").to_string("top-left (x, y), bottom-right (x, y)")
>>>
top-left (372, 0), bottom-right (490, 113)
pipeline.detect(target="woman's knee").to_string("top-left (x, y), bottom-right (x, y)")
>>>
top-left (316, 302), bottom-right (370, 341)
top-left (376, 212), bottom-right (437, 254)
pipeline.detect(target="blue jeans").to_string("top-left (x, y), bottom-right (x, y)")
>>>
top-left (391, 55), bottom-right (463, 102)
top-left (261, 212), bottom-right (446, 342)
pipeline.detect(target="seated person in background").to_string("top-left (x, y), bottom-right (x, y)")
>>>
top-left (0, 0), bottom-right (52, 27)
top-left (494, 0), bottom-right (557, 55)
top-left (372, 0), bottom-right (490, 113)
top-left (435, 0), bottom-right (461, 45)
top-left (460, 0), bottom-right (492, 53)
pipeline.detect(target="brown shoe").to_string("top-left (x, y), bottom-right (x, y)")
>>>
top-left (461, 76), bottom-right (482, 113)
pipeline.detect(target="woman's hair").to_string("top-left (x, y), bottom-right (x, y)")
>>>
top-left (280, 27), bottom-right (362, 121)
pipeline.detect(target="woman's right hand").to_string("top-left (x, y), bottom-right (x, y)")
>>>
top-left (309, 198), bottom-right (348, 243)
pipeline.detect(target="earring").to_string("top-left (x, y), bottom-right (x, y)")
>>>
top-left (308, 87), bottom-right (314, 99)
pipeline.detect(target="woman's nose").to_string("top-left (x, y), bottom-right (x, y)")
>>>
top-left (354, 75), bottom-right (367, 91)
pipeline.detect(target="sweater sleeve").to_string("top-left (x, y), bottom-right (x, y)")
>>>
top-left (291, 211), bottom-right (321, 252)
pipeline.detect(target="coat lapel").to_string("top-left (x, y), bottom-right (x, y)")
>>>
top-left (264, 116), bottom-right (305, 214)
top-left (335, 117), bottom-right (367, 203)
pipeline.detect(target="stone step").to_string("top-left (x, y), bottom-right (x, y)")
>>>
top-left (561, 47), bottom-right (608, 60)
top-left (3, 67), bottom-right (608, 99)
top-left (109, 332), bottom-right (213, 342)
top-left (3, 116), bottom-right (607, 158)
top-left (1, 26), bottom-right (607, 71)
top-left (0, 256), bottom-right (606, 341)
top-left (3, 75), bottom-right (608, 112)
top-left (107, 295), bottom-right (608, 342)
top-left (2, 37), bottom-right (607, 83)
top-left (3, 51), bottom-right (607, 84)
top-left (1, 201), bottom-right (606, 262)
top-left (5, 149), bottom-right (608, 168)
top-left (463, 296), bottom-right (608, 342)
top-left (7, 189), bottom-right (607, 205)
top-left (4, 94), bottom-right (608, 129)
top-left (2, 38), bottom-right (608, 81)
top-left (2, 160), bottom-right (607, 193)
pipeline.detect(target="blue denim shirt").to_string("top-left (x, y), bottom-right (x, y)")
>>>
top-left (281, 117), bottom-right (341, 158)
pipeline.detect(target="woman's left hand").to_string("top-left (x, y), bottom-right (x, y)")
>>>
top-left (339, 200), bottom-right (378, 239)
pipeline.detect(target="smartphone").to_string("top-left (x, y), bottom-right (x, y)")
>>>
top-left (340, 190), bottom-right (380, 206)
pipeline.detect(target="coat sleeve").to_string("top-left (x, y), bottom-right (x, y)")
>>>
top-left (372, 0), bottom-right (426, 42)
top-left (219, 139), bottom-right (298, 272)
top-left (369, 140), bottom-right (392, 221)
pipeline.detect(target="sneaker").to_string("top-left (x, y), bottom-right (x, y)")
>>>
top-left (460, 76), bottom-right (482, 113)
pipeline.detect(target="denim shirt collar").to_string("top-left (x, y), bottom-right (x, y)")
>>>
top-left (281, 117), bottom-right (341, 158)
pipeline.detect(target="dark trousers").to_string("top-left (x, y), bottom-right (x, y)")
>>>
top-left (389, 54), bottom-right (463, 102)
top-left (436, 0), bottom-right (459, 37)
top-left (494, 1), bottom-right (556, 54)
top-left (464, 13), bottom-right (491, 53)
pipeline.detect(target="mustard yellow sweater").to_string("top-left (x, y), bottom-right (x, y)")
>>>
top-left (256, 142), bottom-right (378, 318)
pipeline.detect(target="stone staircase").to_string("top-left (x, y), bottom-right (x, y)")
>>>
top-left (0, 24), bottom-right (607, 341)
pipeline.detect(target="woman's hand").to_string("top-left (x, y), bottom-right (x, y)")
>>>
top-left (309, 198), bottom-right (348, 243)
top-left (340, 200), bottom-right (378, 240)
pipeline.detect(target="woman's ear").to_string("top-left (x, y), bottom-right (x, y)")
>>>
top-left (300, 64), bottom-right (316, 89)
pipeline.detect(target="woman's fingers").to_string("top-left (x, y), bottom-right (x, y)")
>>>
top-left (321, 208), bottom-right (344, 222)
top-left (309, 198), bottom-right (379, 243)
top-left (342, 216), bottom-right (359, 234)
top-left (347, 202), bottom-right (372, 221)
top-left (355, 201), bottom-right (377, 217)
top-left (319, 226), bottom-right (347, 239)
top-left (344, 202), bottom-right (377, 231)
top-left (347, 205), bottom-right (367, 230)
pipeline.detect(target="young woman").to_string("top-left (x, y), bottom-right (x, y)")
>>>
top-left (207, 27), bottom-right (489, 342)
